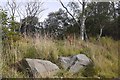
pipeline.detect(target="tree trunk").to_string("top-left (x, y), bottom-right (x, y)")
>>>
top-left (97, 26), bottom-right (104, 40)
top-left (59, 0), bottom-right (87, 41)
top-left (81, 15), bottom-right (86, 40)
top-left (81, 2), bottom-right (86, 40)
top-left (85, 27), bottom-right (88, 41)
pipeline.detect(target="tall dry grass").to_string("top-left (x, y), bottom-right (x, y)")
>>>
top-left (1, 34), bottom-right (119, 78)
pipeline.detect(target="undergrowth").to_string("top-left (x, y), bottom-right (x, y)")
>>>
top-left (1, 35), bottom-right (119, 78)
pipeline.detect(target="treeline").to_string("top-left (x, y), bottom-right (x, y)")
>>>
top-left (0, 1), bottom-right (120, 41)
top-left (43, 2), bottom-right (120, 40)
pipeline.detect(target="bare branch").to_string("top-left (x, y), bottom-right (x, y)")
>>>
top-left (7, 0), bottom-right (17, 20)
top-left (78, 0), bottom-right (83, 5)
top-left (25, 1), bottom-right (44, 17)
top-left (59, 0), bottom-right (80, 26)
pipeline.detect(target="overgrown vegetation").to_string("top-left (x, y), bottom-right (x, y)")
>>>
top-left (0, 1), bottom-right (119, 78)
top-left (1, 35), bottom-right (119, 78)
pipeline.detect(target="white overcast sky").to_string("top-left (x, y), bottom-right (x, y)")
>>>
top-left (0, 0), bottom-right (71, 22)
top-left (0, 0), bottom-right (117, 22)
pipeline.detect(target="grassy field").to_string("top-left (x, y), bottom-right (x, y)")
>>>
top-left (1, 35), bottom-right (119, 78)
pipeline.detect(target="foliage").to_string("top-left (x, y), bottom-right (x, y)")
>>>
top-left (20, 16), bottom-right (39, 35)
top-left (44, 8), bottom-right (71, 39)
top-left (0, 1), bottom-right (119, 78)
top-left (85, 2), bottom-right (115, 37)
top-left (1, 10), bottom-right (21, 43)
top-left (1, 35), bottom-right (119, 78)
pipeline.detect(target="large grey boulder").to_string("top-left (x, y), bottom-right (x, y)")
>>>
top-left (59, 54), bottom-right (91, 73)
top-left (12, 58), bottom-right (59, 78)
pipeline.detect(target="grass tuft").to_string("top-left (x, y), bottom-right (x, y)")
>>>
top-left (1, 35), bottom-right (119, 78)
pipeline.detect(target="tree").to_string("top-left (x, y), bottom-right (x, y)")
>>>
top-left (85, 2), bottom-right (110, 38)
top-left (19, 0), bottom-right (44, 36)
top-left (3, 0), bottom-right (21, 33)
top-left (0, 0), bottom-right (21, 41)
top-left (20, 16), bottom-right (38, 35)
top-left (44, 9), bottom-right (70, 39)
top-left (85, 2), bottom-right (119, 40)
top-left (7, 0), bottom-right (17, 21)
top-left (67, 1), bottom-right (80, 18)
top-left (59, 0), bottom-right (88, 41)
